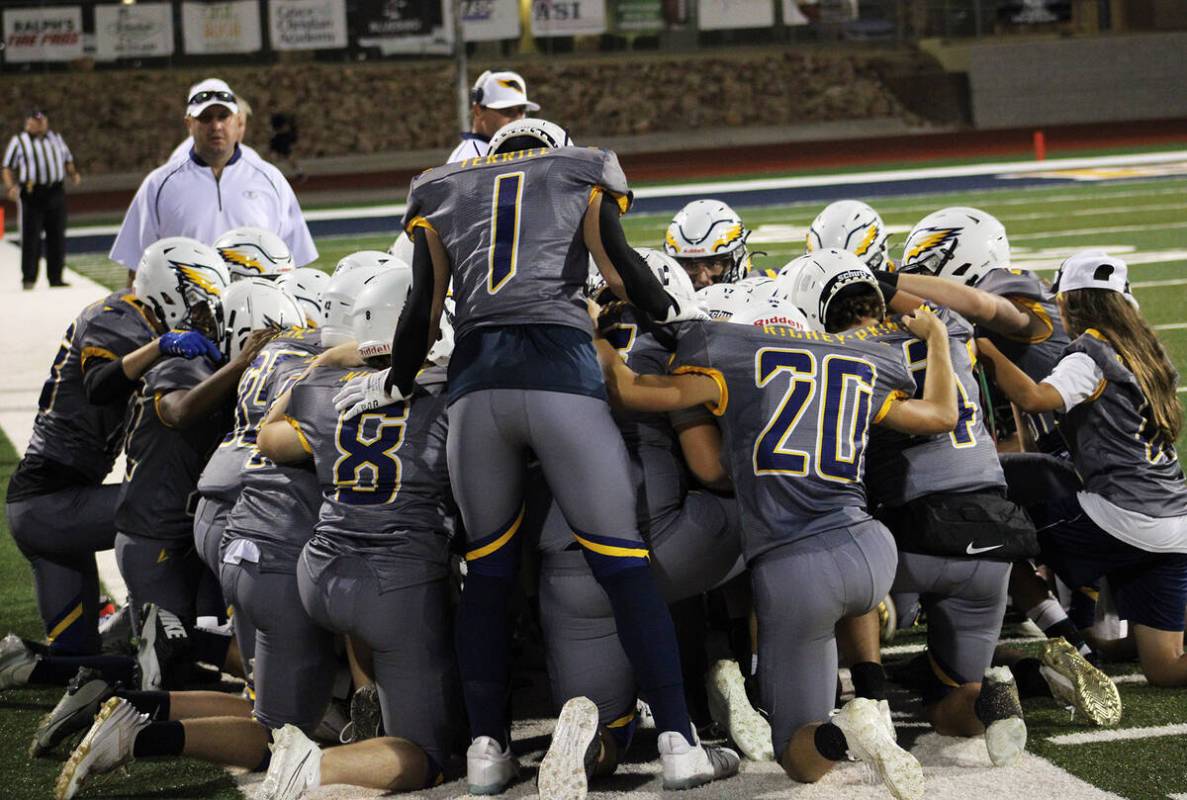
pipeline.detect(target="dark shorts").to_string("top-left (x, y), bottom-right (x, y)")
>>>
top-left (1034, 494), bottom-right (1187, 632)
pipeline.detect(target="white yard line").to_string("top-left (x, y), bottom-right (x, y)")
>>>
top-left (881, 635), bottom-right (1044, 657)
top-left (1011, 221), bottom-right (1187, 239)
top-left (1154, 323), bottom-right (1187, 331)
top-left (1047, 723), bottom-right (1187, 746)
top-left (1111, 674), bottom-right (1149, 685)
top-left (1132, 278), bottom-right (1187, 289)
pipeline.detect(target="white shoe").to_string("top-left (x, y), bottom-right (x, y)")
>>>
top-left (467, 735), bottom-right (519, 795)
top-left (978, 667), bottom-right (1027, 767)
top-left (261, 724), bottom-right (322, 800)
top-left (538, 696), bottom-right (601, 800)
top-left (0, 632), bottom-right (38, 689)
top-left (55, 697), bottom-right (150, 800)
top-left (832, 697), bottom-right (924, 800)
top-left (658, 730), bottom-right (740, 791)
top-left (1039, 638), bottom-right (1121, 727)
top-left (635, 699), bottom-right (656, 730)
top-left (877, 698), bottom-right (897, 743)
top-left (706, 659), bottom-right (774, 761)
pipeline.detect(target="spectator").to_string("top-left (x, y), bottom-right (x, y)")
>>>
top-left (269, 113), bottom-right (305, 183)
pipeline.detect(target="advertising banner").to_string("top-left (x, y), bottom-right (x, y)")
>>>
top-left (2, 6), bottom-right (83, 63)
top-left (461, 0), bottom-right (521, 41)
top-left (269, 0), bottom-right (348, 50)
top-left (182, 1), bottom-right (263, 54)
top-left (697, 0), bottom-right (773, 29)
top-left (95, 4), bottom-right (175, 61)
top-left (616, 0), bottom-right (664, 31)
top-left (531, 0), bottom-right (606, 37)
top-left (354, 0), bottom-right (449, 53)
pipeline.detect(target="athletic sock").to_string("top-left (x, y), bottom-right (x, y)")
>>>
top-left (1011, 657), bottom-right (1053, 700)
top-left (190, 628), bottom-right (232, 668)
top-left (669, 596), bottom-right (711, 729)
top-left (28, 654), bottom-right (137, 687)
top-left (1067, 587), bottom-right (1099, 631)
top-left (132, 720), bottom-right (185, 757)
top-left (851, 662), bottom-right (887, 701)
top-left (597, 565), bottom-right (694, 744)
top-left (455, 572), bottom-right (514, 748)
top-left (1026, 598), bottom-right (1093, 657)
top-left (814, 721), bottom-right (849, 761)
top-left (116, 689), bottom-right (171, 720)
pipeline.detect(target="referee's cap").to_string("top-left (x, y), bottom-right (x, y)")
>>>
top-left (471, 70), bottom-right (540, 112)
top-left (186, 78), bottom-right (239, 118)
top-left (25, 108), bottom-right (45, 119)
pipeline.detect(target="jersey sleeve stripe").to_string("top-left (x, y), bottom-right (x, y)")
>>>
top-left (589, 186), bottom-right (631, 215)
top-left (1005, 297), bottom-right (1054, 344)
top-left (671, 365), bottom-right (729, 416)
top-left (405, 215), bottom-right (437, 236)
top-left (874, 389), bottom-right (911, 424)
top-left (284, 416), bottom-right (314, 455)
top-left (80, 345), bottom-right (119, 369)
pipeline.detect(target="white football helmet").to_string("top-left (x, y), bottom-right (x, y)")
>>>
top-left (213, 226), bottom-right (294, 281)
top-left (134, 237), bottom-right (231, 337)
top-left (899, 207), bottom-right (1010, 285)
top-left (277, 267), bottom-right (331, 326)
top-left (427, 293), bottom-right (456, 367)
top-left (350, 269), bottom-right (416, 359)
top-left (806, 200), bottom-right (891, 271)
top-left (696, 282), bottom-right (752, 321)
top-left (663, 200), bottom-right (751, 285)
top-left (388, 232), bottom-right (414, 265)
top-left (331, 250), bottom-right (399, 279)
top-left (636, 247), bottom-right (698, 321)
top-left (738, 276), bottom-right (779, 306)
top-left (488, 118), bottom-right (573, 153)
top-left (321, 255), bottom-right (405, 347)
top-left (784, 250), bottom-right (883, 333)
top-left (220, 278), bottom-right (305, 361)
top-left (731, 297), bottom-right (810, 330)
top-left (585, 256), bottom-right (609, 301)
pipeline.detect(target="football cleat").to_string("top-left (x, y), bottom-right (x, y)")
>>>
top-left (706, 659), bottom-right (774, 761)
top-left (98, 605), bottom-right (135, 656)
top-left (0, 632), bottom-right (38, 689)
top-left (635, 699), bottom-right (656, 730)
top-left (467, 735), bottom-right (520, 795)
top-left (30, 667), bottom-right (114, 757)
top-left (537, 696), bottom-right (601, 800)
top-left (261, 724), bottom-right (323, 800)
top-left (135, 604), bottom-right (189, 690)
top-left (1039, 638), bottom-right (1121, 727)
top-left (55, 697), bottom-right (149, 800)
top-left (976, 667), bottom-right (1026, 767)
top-left (832, 697), bottom-right (924, 800)
top-left (878, 596), bottom-right (897, 644)
top-left (657, 730), bottom-right (740, 791)
top-left (339, 684), bottom-right (382, 744)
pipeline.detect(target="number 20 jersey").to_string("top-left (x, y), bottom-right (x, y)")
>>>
top-left (401, 146), bottom-right (631, 340)
top-left (672, 321), bottom-right (915, 561)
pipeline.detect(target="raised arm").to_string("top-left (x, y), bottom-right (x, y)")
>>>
top-left (583, 193), bottom-right (680, 321)
top-left (976, 337), bottom-right (1065, 414)
top-left (879, 307), bottom-right (959, 436)
top-left (384, 225), bottom-right (448, 397)
top-left (595, 337), bottom-right (721, 414)
top-left (894, 272), bottom-right (1032, 336)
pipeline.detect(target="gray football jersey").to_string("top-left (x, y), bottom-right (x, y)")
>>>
top-left (673, 321), bottom-right (915, 560)
top-left (224, 349), bottom-right (323, 571)
top-left (402, 147), bottom-right (630, 340)
top-left (864, 307), bottom-right (1005, 506)
top-left (1059, 333), bottom-right (1187, 517)
top-left (197, 328), bottom-right (322, 503)
top-left (287, 365), bottom-right (452, 580)
top-left (26, 292), bottom-right (156, 481)
top-left (116, 356), bottom-right (229, 540)
top-left (974, 268), bottom-right (1070, 444)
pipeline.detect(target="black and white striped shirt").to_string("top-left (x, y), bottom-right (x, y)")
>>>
top-left (3, 130), bottom-right (73, 187)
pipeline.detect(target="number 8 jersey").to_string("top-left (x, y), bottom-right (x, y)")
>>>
top-left (672, 320), bottom-right (915, 561)
top-left (401, 146), bottom-right (631, 341)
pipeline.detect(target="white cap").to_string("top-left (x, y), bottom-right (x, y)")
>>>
top-left (472, 70), bottom-right (540, 112)
top-left (186, 78), bottom-right (239, 118)
top-left (1054, 250), bottom-right (1132, 296)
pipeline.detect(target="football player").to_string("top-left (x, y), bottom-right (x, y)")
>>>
top-left (333, 118), bottom-right (737, 794)
top-left (806, 199), bottom-right (893, 271)
top-left (663, 200), bottom-right (753, 288)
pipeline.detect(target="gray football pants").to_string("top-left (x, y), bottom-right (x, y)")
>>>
top-left (193, 496), bottom-right (230, 573)
top-left (6, 484), bottom-right (118, 654)
top-left (892, 552), bottom-right (1010, 700)
top-left (220, 558), bottom-right (336, 732)
top-left (752, 522), bottom-right (898, 757)
top-left (115, 533), bottom-right (206, 629)
top-left (538, 491), bottom-right (745, 726)
top-left (297, 549), bottom-right (457, 770)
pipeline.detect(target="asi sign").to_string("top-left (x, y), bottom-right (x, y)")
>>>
top-left (531, 0), bottom-right (606, 36)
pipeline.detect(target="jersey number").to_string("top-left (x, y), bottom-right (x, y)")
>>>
top-left (332, 407), bottom-right (410, 505)
top-left (487, 172), bottom-right (524, 294)
top-left (902, 339), bottom-right (977, 448)
top-left (752, 347), bottom-right (875, 483)
top-left (38, 323), bottom-right (76, 414)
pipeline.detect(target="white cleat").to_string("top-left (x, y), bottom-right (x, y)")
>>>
top-left (55, 697), bottom-right (149, 800)
top-left (538, 696), bottom-right (601, 800)
top-left (635, 699), bottom-right (656, 730)
top-left (0, 632), bottom-right (38, 689)
top-left (877, 698), bottom-right (897, 743)
top-left (706, 659), bottom-right (774, 761)
top-left (467, 735), bottom-right (520, 795)
top-left (832, 697), bottom-right (924, 800)
top-left (658, 730), bottom-right (740, 791)
top-left (261, 724), bottom-right (322, 800)
top-left (978, 667), bottom-right (1027, 767)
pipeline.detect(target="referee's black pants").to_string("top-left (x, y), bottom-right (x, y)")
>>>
top-left (19, 182), bottom-right (66, 285)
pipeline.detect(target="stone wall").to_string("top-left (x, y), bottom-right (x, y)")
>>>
top-left (2, 50), bottom-right (918, 175)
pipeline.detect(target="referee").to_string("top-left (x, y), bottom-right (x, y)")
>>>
top-left (3, 109), bottom-right (80, 290)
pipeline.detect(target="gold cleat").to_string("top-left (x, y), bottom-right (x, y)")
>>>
top-left (1039, 638), bottom-right (1122, 727)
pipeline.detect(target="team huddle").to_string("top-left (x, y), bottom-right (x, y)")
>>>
top-left (4, 116), bottom-right (1186, 800)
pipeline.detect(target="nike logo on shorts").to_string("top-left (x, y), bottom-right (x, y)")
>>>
top-left (966, 542), bottom-right (1004, 555)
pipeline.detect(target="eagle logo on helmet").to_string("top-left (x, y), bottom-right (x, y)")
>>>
top-left (711, 224), bottom-right (743, 253)
top-left (852, 225), bottom-right (880, 258)
top-left (218, 247), bottom-right (265, 273)
top-left (177, 264), bottom-right (224, 297)
top-left (904, 228), bottom-right (961, 265)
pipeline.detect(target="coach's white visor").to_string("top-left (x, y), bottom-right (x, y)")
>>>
top-left (186, 78), bottom-right (239, 118)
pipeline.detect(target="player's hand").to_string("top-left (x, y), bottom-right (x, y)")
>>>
top-left (903, 305), bottom-right (946, 341)
top-left (659, 292), bottom-right (708, 324)
top-left (159, 330), bottom-right (221, 362)
top-left (236, 328), bottom-right (279, 366)
top-left (333, 368), bottom-right (406, 419)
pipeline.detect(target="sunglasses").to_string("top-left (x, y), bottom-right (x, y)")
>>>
top-left (188, 90), bottom-right (236, 106)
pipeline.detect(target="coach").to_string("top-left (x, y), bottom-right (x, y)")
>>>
top-left (447, 70), bottom-right (539, 163)
top-left (109, 78), bottom-right (317, 272)
top-left (3, 109), bottom-right (80, 290)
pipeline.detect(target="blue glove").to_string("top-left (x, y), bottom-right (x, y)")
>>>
top-left (159, 330), bottom-right (222, 362)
